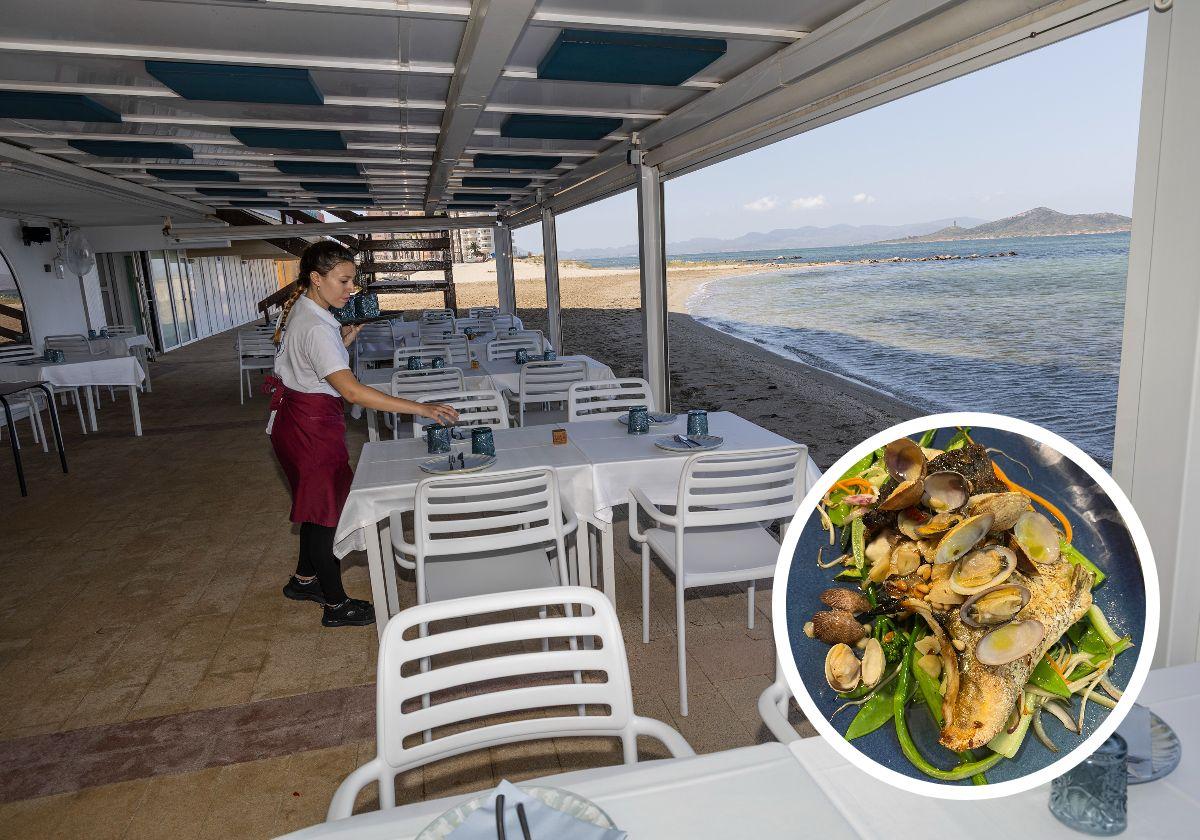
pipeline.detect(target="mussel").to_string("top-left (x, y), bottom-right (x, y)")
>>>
top-left (922, 471), bottom-right (971, 513)
top-left (949, 545), bottom-right (1017, 595)
top-left (933, 513), bottom-right (995, 565)
top-left (975, 619), bottom-right (1045, 666)
top-left (825, 643), bottom-right (861, 692)
top-left (959, 583), bottom-right (1031, 628)
top-left (884, 438), bottom-right (927, 483)
top-left (966, 492), bottom-right (1033, 531)
top-left (1013, 511), bottom-right (1062, 566)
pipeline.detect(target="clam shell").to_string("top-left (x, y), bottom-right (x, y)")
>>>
top-left (884, 438), bottom-right (926, 483)
top-left (861, 638), bottom-right (885, 687)
top-left (914, 512), bottom-right (963, 538)
top-left (966, 492), bottom-right (1033, 531)
top-left (891, 541), bottom-right (923, 577)
top-left (960, 583), bottom-right (1031, 628)
top-left (949, 545), bottom-right (1017, 595)
top-left (880, 478), bottom-right (925, 511)
top-left (975, 619), bottom-right (1045, 666)
top-left (897, 508), bottom-right (926, 540)
top-left (811, 610), bottom-right (866, 645)
top-left (819, 587), bottom-right (870, 614)
top-left (1013, 511), bottom-right (1062, 565)
top-left (933, 513), bottom-right (995, 565)
top-left (825, 643), bottom-right (861, 692)
top-left (922, 471), bottom-right (971, 513)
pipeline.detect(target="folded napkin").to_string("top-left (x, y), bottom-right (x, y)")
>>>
top-left (447, 780), bottom-right (625, 840)
top-left (1117, 702), bottom-right (1153, 775)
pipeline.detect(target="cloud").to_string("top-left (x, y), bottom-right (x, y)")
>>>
top-left (743, 196), bottom-right (778, 212)
top-left (790, 194), bottom-right (827, 210)
top-left (852, 192), bottom-right (877, 204)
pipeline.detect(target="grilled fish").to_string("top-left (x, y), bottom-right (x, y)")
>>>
top-left (939, 562), bottom-right (1093, 751)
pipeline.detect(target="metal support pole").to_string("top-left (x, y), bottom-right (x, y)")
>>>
top-left (635, 156), bottom-right (670, 412)
top-left (494, 224), bottom-right (517, 314)
top-left (541, 206), bottom-right (564, 353)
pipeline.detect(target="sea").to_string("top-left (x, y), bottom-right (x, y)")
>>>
top-left (585, 232), bottom-right (1130, 465)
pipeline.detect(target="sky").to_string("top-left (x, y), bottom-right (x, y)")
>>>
top-left (515, 12), bottom-right (1148, 255)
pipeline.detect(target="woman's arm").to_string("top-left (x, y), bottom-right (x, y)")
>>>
top-left (339, 323), bottom-right (364, 347)
top-left (325, 369), bottom-right (459, 424)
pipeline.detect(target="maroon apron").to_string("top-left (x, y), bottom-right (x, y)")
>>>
top-left (268, 378), bottom-right (353, 527)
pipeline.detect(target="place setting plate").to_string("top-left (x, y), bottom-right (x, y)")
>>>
top-left (418, 453), bottom-right (497, 475)
top-left (653, 433), bottom-right (724, 452)
top-left (617, 411), bottom-right (675, 425)
top-left (416, 785), bottom-right (618, 839)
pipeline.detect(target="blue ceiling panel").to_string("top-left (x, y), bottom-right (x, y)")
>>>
top-left (0, 91), bottom-right (121, 123)
top-left (68, 140), bottom-right (193, 159)
top-left (196, 187), bottom-right (270, 197)
top-left (472, 153), bottom-right (561, 170)
top-left (538, 29), bottom-right (726, 86)
top-left (453, 192), bottom-right (510, 201)
top-left (151, 169), bottom-right (240, 182)
top-left (500, 114), bottom-right (620, 140)
top-left (275, 161), bottom-right (360, 177)
top-left (300, 181), bottom-right (369, 193)
top-left (461, 176), bottom-right (532, 188)
top-left (231, 127), bottom-right (346, 150)
top-left (145, 61), bottom-right (324, 105)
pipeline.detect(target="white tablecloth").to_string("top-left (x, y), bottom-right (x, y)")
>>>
top-left (788, 662), bottom-right (1199, 839)
top-left (91, 334), bottom-right (152, 356)
top-left (0, 354), bottom-right (145, 387)
top-left (479, 355), bottom-right (613, 393)
top-left (277, 742), bottom-right (855, 840)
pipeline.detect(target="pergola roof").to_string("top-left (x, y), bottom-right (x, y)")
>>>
top-left (0, 0), bottom-right (1133, 228)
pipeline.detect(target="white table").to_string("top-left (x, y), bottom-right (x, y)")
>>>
top-left (788, 662), bottom-right (1199, 838)
top-left (278, 742), bottom-right (856, 840)
top-left (0, 354), bottom-right (146, 435)
top-left (92, 333), bottom-right (153, 391)
top-left (478, 354), bottom-right (613, 393)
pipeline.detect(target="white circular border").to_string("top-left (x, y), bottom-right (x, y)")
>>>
top-left (771, 411), bottom-right (1160, 800)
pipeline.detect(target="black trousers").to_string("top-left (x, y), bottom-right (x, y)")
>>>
top-left (296, 522), bottom-right (348, 604)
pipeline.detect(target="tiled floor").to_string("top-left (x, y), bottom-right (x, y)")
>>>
top-left (0, 321), bottom-right (814, 839)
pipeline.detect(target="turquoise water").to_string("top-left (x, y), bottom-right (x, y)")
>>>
top-left (659, 233), bottom-right (1129, 463)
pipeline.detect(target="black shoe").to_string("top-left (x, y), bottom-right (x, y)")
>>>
top-left (322, 598), bottom-right (375, 627)
top-left (283, 576), bottom-right (327, 605)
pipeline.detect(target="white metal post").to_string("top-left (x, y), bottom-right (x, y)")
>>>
top-left (1112, 0), bottom-right (1200, 667)
top-left (635, 156), bottom-right (670, 412)
top-left (541, 206), bottom-right (563, 353)
top-left (493, 224), bottom-right (517, 314)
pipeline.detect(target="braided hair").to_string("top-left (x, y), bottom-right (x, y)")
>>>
top-left (273, 240), bottom-right (356, 345)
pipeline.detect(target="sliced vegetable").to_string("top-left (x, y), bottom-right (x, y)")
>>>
top-left (917, 428), bottom-right (937, 448)
top-left (839, 452), bottom-right (876, 481)
top-left (845, 684), bottom-right (896, 741)
top-left (913, 652), bottom-right (945, 726)
top-left (1088, 604), bottom-right (1122, 649)
top-left (851, 517), bottom-right (866, 573)
top-left (945, 427), bottom-right (972, 451)
top-left (987, 691), bottom-right (1035, 758)
top-left (834, 568), bottom-right (864, 582)
top-left (1061, 539), bottom-right (1106, 587)
top-left (1029, 655), bottom-right (1073, 699)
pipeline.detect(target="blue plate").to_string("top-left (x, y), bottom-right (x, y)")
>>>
top-left (784, 426), bottom-right (1146, 785)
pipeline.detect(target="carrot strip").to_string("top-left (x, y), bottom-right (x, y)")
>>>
top-left (991, 461), bottom-right (1073, 543)
top-left (831, 478), bottom-right (873, 494)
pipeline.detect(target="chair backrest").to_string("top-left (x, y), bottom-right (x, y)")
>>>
top-left (374, 585), bottom-right (640, 779)
top-left (419, 324), bottom-right (457, 343)
top-left (676, 446), bottom-right (808, 530)
top-left (422, 334), bottom-right (470, 364)
top-left (568, 378), bottom-right (655, 421)
top-left (390, 367), bottom-right (465, 400)
top-left (452, 317), bottom-right (493, 334)
top-left (43, 334), bottom-right (93, 356)
top-left (485, 336), bottom-right (542, 360)
top-left (421, 309), bottom-right (453, 323)
top-left (491, 314), bottom-right (517, 330)
top-left (468, 305), bottom-right (499, 318)
top-left (516, 360), bottom-right (586, 401)
top-left (391, 345), bottom-right (452, 367)
top-left (409, 388), bottom-right (509, 438)
top-left (359, 322), bottom-right (393, 341)
top-left (237, 333), bottom-right (277, 359)
top-left (103, 325), bottom-right (138, 336)
top-left (0, 345), bottom-right (39, 363)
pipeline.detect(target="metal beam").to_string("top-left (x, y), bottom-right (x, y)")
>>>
top-left (171, 214), bottom-right (497, 242)
top-left (493, 224), bottom-right (516, 314)
top-left (540, 206), bottom-right (563, 353)
top-left (425, 0), bottom-right (539, 211)
top-left (635, 157), bottom-right (669, 413)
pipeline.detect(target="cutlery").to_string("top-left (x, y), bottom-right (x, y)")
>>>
top-left (495, 793), bottom-right (506, 840)
top-left (517, 802), bottom-right (533, 839)
top-left (674, 434), bottom-right (698, 448)
top-left (457, 452), bottom-right (466, 469)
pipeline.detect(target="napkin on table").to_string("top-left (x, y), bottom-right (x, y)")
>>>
top-left (446, 780), bottom-right (625, 840)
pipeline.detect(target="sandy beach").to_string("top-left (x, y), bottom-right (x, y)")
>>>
top-left (382, 260), bottom-right (918, 468)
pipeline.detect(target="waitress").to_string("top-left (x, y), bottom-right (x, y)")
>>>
top-left (269, 241), bottom-right (458, 628)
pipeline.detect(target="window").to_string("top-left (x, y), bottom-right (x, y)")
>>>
top-left (0, 248), bottom-right (31, 346)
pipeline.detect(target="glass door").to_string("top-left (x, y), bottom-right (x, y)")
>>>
top-left (148, 251), bottom-right (179, 349)
top-left (168, 252), bottom-right (194, 344)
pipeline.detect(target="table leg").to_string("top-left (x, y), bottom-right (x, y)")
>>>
top-left (575, 518), bottom-right (593, 588)
top-left (128, 386), bottom-right (142, 436)
top-left (378, 518), bottom-right (401, 617)
top-left (366, 407), bottom-right (380, 442)
top-left (84, 385), bottom-right (98, 432)
top-left (141, 349), bottom-right (152, 393)
top-left (601, 515), bottom-right (616, 605)
top-left (38, 385), bottom-right (67, 474)
top-left (1, 397), bottom-right (26, 497)
top-left (363, 520), bottom-right (391, 640)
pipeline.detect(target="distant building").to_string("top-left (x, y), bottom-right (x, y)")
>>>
top-left (450, 224), bottom-right (494, 263)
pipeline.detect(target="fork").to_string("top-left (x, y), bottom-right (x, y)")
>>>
top-left (674, 434), bottom-right (698, 448)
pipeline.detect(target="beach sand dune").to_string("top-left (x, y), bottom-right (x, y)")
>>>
top-left (383, 261), bottom-right (917, 468)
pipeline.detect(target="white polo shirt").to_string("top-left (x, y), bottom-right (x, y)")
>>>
top-left (274, 295), bottom-right (350, 397)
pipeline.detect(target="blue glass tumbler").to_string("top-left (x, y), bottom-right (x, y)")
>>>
top-left (627, 405), bottom-right (650, 435)
top-left (687, 409), bottom-right (709, 436)
top-left (543, 350), bottom-right (557, 361)
top-left (430, 356), bottom-right (445, 369)
top-left (1049, 733), bottom-right (1128, 836)
top-left (407, 356), bottom-right (423, 371)
top-left (87, 329), bottom-right (97, 339)
top-left (471, 426), bottom-right (495, 456)
top-left (514, 348), bottom-right (529, 365)
top-left (358, 292), bottom-right (380, 319)
top-left (425, 423), bottom-right (451, 454)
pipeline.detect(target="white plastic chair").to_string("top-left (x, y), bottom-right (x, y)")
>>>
top-left (468, 305), bottom-right (499, 318)
top-left (389, 368), bottom-right (466, 439)
top-left (503, 360), bottom-right (586, 426)
top-left (391, 346), bottom-right (452, 368)
top-left (420, 309), bottom-right (454, 324)
top-left (237, 332), bottom-right (276, 404)
top-left (422, 334), bottom-right (470, 365)
top-left (452, 317), bottom-right (493, 335)
top-left (485, 336), bottom-right (543, 361)
top-left (44, 334), bottom-right (98, 358)
top-left (758, 660), bottom-right (802, 745)
top-left (630, 446), bottom-right (807, 715)
top-left (326, 585), bottom-right (694, 821)
top-left (0, 391), bottom-right (47, 452)
top-left (409, 388), bottom-right (509, 439)
top-left (567, 378), bottom-right (656, 421)
top-left (392, 467), bottom-right (577, 603)
top-left (491, 313), bottom-right (518, 331)
top-left (0, 346), bottom-right (88, 434)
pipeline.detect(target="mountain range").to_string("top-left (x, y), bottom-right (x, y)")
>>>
top-left (559, 217), bottom-right (985, 259)
top-left (877, 207), bottom-right (1131, 244)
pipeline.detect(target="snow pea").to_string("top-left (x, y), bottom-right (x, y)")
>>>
top-left (1029, 656), bottom-right (1072, 699)
top-left (845, 684), bottom-right (897, 741)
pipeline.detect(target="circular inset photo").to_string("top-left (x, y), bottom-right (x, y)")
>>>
top-left (772, 413), bottom-right (1158, 799)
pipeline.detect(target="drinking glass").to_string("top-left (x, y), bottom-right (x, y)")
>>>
top-left (1049, 734), bottom-right (1128, 836)
top-left (687, 409), bottom-right (709, 436)
top-left (627, 405), bottom-right (650, 435)
top-left (425, 424), bottom-right (452, 454)
top-left (407, 356), bottom-right (423, 370)
top-left (471, 427), bottom-right (495, 456)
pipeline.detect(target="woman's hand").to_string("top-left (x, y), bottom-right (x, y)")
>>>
top-left (340, 323), bottom-right (364, 346)
top-left (420, 402), bottom-right (460, 425)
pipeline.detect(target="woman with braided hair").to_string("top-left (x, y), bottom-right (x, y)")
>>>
top-left (269, 241), bottom-right (458, 627)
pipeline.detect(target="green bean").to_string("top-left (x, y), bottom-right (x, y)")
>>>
top-left (894, 632), bottom-right (1006, 782)
top-left (917, 429), bottom-right (937, 448)
top-left (846, 684), bottom-right (897, 741)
